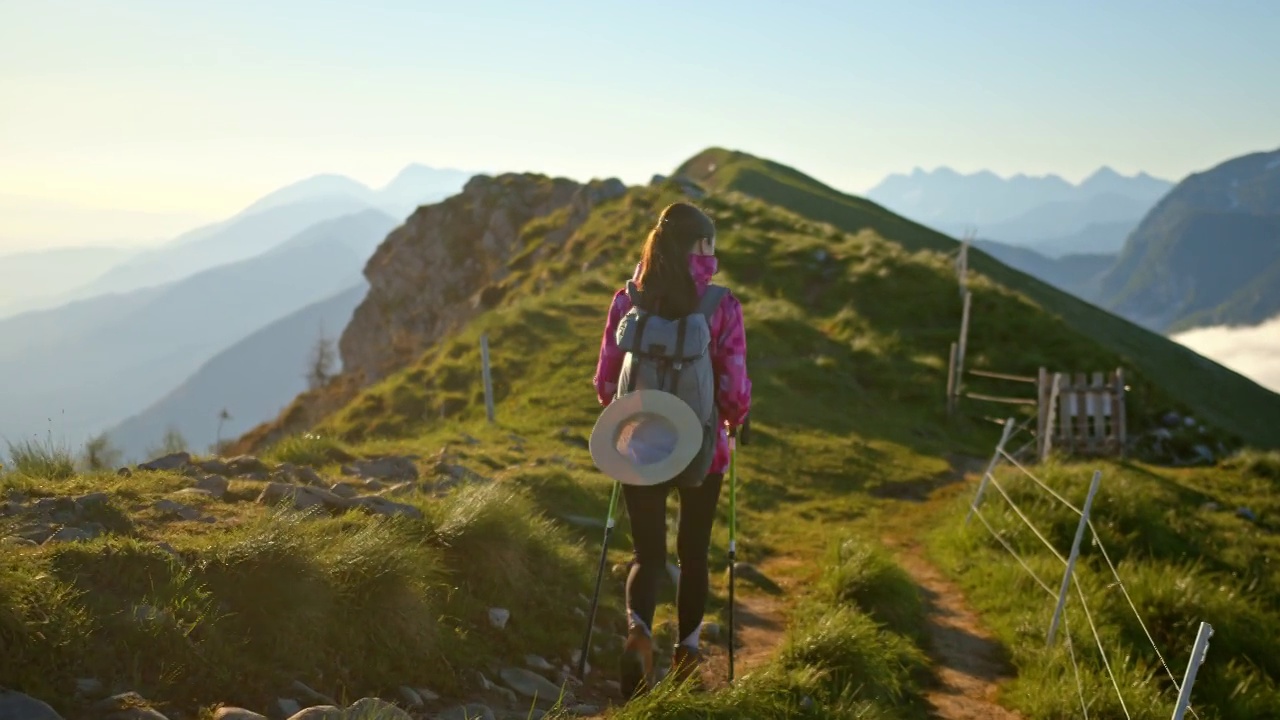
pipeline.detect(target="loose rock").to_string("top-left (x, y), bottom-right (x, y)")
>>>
top-left (282, 707), bottom-right (341, 720)
top-left (74, 677), bottom-right (105, 697)
top-left (275, 699), bottom-right (302, 719)
top-left (139, 452), bottom-right (190, 471)
top-left (289, 680), bottom-right (336, 706)
top-left (488, 607), bottom-right (510, 629)
top-left (0, 690), bottom-right (65, 720)
top-left (213, 709), bottom-right (269, 720)
top-left (342, 456), bottom-right (419, 482)
top-left (525, 654), bottom-right (554, 672)
top-left (346, 698), bottom-right (413, 720)
top-left (396, 687), bottom-right (423, 708)
top-left (227, 455), bottom-right (272, 476)
top-left (350, 495), bottom-right (423, 519)
top-left (154, 498), bottom-right (207, 521)
top-left (499, 667), bottom-right (566, 702)
top-left (44, 527), bottom-right (92, 544)
top-left (195, 474), bottom-right (230, 498)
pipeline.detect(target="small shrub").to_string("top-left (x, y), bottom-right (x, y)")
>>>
top-left (268, 432), bottom-right (355, 466)
top-left (818, 537), bottom-right (925, 641)
top-left (6, 436), bottom-right (75, 479)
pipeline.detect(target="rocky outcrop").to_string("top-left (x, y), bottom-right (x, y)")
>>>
top-left (340, 172), bottom-right (627, 385)
top-left (231, 173), bottom-right (626, 453)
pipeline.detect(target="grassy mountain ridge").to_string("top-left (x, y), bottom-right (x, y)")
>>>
top-left (5, 147), bottom-right (1280, 719)
top-left (674, 147), bottom-right (1280, 449)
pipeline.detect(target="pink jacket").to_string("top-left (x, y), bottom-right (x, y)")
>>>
top-left (593, 255), bottom-right (752, 475)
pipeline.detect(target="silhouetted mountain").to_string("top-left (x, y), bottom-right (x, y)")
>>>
top-left (103, 283), bottom-right (368, 461)
top-left (378, 164), bottom-right (476, 217)
top-left (0, 245), bottom-right (140, 318)
top-left (24, 164), bottom-right (473, 309)
top-left (972, 239), bottom-right (1113, 302)
top-left (865, 165), bottom-right (1174, 248)
top-left (64, 196), bottom-right (376, 299)
top-left (0, 210), bottom-right (397, 449)
top-left (1025, 221), bottom-right (1137, 258)
top-left (970, 194), bottom-right (1149, 254)
top-left (1099, 148), bottom-right (1280, 332)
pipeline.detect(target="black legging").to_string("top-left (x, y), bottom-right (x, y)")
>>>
top-left (622, 473), bottom-right (724, 643)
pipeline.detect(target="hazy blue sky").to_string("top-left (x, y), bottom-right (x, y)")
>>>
top-left (2, 0), bottom-right (1279, 249)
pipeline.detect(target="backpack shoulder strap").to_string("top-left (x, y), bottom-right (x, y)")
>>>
top-left (697, 284), bottom-right (729, 322)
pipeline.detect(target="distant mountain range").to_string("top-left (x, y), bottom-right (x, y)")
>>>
top-left (0, 164), bottom-right (474, 317)
top-left (866, 165), bottom-right (1175, 256)
top-left (928, 148), bottom-right (1280, 338)
top-left (0, 163), bottom-right (473, 457)
top-left (103, 283), bottom-right (369, 462)
top-left (0, 210), bottom-right (397, 452)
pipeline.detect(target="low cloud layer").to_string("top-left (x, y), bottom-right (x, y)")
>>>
top-left (1173, 316), bottom-right (1280, 395)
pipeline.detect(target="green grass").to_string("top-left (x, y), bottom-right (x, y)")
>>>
top-left (7, 146), bottom-right (1280, 719)
top-left (592, 535), bottom-right (930, 720)
top-left (266, 431), bottom-right (357, 466)
top-left (0, 462), bottom-right (598, 714)
top-left (677, 147), bottom-right (1280, 450)
top-left (924, 458), bottom-right (1280, 719)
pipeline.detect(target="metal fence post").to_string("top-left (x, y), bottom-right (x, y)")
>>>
top-left (966, 417), bottom-right (1017, 525)
top-left (1171, 622), bottom-right (1214, 720)
top-left (1047, 469), bottom-right (1102, 645)
top-left (480, 333), bottom-right (495, 423)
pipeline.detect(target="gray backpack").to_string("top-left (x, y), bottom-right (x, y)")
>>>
top-left (613, 280), bottom-right (729, 488)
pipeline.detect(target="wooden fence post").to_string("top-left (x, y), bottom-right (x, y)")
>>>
top-left (1048, 469), bottom-right (1102, 645)
top-left (1115, 368), bottom-right (1127, 459)
top-left (956, 291), bottom-right (972, 406)
top-left (480, 333), bottom-right (495, 424)
top-left (946, 342), bottom-right (958, 416)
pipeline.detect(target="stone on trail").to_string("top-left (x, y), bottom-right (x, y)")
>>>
top-left (153, 498), bottom-right (207, 521)
top-left (1, 536), bottom-right (36, 547)
top-left (275, 699), bottom-right (302, 719)
top-left (195, 474), bottom-right (230, 498)
top-left (227, 455), bottom-right (272, 477)
top-left (283, 707), bottom-right (342, 720)
top-left (342, 456), bottom-right (419, 482)
top-left (74, 678), bottom-right (105, 697)
top-left (416, 688), bottom-right (441, 702)
top-left (289, 680), bottom-right (336, 706)
top-left (330, 482), bottom-right (361, 499)
top-left (488, 607), bottom-right (510, 629)
top-left (0, 690), bottom-right (64, 720)
top-left (44, 527), bottom-right (92, 544)
top-left (498, 667), bottom-right (566, 702)
top-left (213, 709), bottom-right (269, 720)
top-left (524, 654), bottom-right (555, 672)
top-left (350, 495), bottom-right (423, 519)
top-left (139, 452), bottom-right (190, 471)
top-left (396, 687), bottom-right (423, 708)
top-left (345, 697), bottom-right (413, 720)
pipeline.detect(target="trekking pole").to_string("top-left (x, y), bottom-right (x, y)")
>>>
top-left (727, 422), bottom-right (739, 683)
top-left (577, 479), bottom-right (622, 680)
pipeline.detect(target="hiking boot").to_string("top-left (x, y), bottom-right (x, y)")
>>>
top-left (669, 643), bottom-right (703, 686)
top-left (619, 627), bottom-right (654, 700)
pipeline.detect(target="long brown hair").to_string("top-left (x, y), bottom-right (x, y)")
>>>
top-left (635, 202), bottom-right (715, 318)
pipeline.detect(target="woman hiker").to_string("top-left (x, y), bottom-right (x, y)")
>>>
top-left (592, 201), bottom-right (753, 698)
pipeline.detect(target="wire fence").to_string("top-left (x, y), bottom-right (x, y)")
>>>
top-left (965, 416), bottom-right (1215, 720)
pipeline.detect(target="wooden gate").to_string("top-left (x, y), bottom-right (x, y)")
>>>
top-left (1036, 368), bottom-right (1127, 461)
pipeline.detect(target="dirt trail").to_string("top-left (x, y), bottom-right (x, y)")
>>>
top-left (878, 453), bottom-right (1024, 720)
top-left (699, 562), bottom-right (795, 690)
